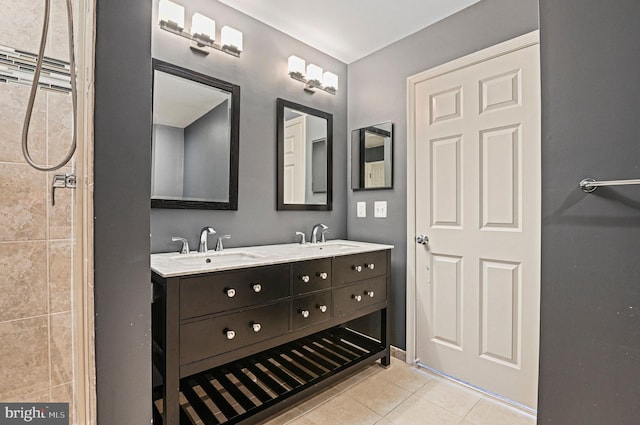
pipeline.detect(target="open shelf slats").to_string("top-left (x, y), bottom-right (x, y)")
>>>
top-left (153, 326), bottom-right (384, 424)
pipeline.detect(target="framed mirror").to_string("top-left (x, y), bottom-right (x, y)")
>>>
top-left (351, 121), bottom-right (393, 190)
top-left (277, 98), bottom-right (333, 211)
top-left (151, 59), bottom-right (240, 209)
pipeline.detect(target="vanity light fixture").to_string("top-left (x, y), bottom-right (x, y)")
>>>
top-left (158, 0), bottom-right (243, 57)
top-left (287, 55), bottom-right (338, 95)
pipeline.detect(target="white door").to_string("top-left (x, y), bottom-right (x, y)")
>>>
top-left (283, 115), bottom-right (306, 203)
top-left (413, 38), bottom-right (540, 408)
top-left (365, 160), bottom-right (385, 187)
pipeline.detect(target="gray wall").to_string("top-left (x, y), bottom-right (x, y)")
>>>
top-left (537, 1), bottom-right (640, 423)
top-left (94, 0), bottom-right (152, 423)
top-left (347, 0), bottom-right (539, 348)
top-left (184, 101), bottom-right (230, 201)
top-left (150, 0), bottom-right (348, 253)
top-left (152, 124), bottom-right (184, 197)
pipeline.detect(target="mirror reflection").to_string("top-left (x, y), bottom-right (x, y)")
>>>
top-left (151, 60), bottom-right (239, 209)
top-left (351, 121), bottom-right (393, 190)
top-left (277, 98), bottom-right (333, 211)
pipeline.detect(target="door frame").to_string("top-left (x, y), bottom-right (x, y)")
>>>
top-left (405, 30), bottom-right (540, 365)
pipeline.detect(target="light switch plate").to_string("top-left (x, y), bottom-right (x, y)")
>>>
top-left (356, 201), bottom-right (366, 218)
top-left (374, 201), bottom-right (387, 218)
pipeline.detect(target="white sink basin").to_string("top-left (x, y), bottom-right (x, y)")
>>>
top-left (170, 251), bottom-right (265, 266)
top-left (298, 242), bottom-right (363, 253)
top-left (151, 239), bottom-right (394, 277)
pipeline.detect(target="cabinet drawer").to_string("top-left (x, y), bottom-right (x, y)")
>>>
top-left (333, 251), bottom-right (387, 285)
top-left (291, 291), bottom-right (332, 330)
top-left (180, 302), bottom-right (290, 365)
top-left (180, 264), bottom-right (290, 319)
top-left (334, 277), bottom-right (387, 318)
top-left (292, 258), bottom-right (332, 295)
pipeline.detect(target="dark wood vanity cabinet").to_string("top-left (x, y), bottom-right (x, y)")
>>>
top-left (152, 249), bottom-right (391, 425)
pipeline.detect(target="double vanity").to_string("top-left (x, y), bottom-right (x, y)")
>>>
top-left (152, 239), bottom-right (393, 425)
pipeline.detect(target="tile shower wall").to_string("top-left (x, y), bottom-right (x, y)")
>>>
top-left (0, 0), bottom-right (76, 417)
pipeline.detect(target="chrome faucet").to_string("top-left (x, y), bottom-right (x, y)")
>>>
top-left (310, 223), bottom-right (328, 243)
top-left (295, 231), bottom-right (307, 244)
top-left (215, 235), bottom-right (231, 251)
top-left (171, 237), bottom-right (190, 254)
top-left (198, 226), bottom-right (216, 252)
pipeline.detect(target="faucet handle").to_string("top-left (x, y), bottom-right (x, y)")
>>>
top-left (295, 231), bottom-right (306, 244)
top-left (215, 235), bottom-right (231, 251)
top-left (171, 237), bottom-right (190, 254)
top-left (320, 228), bottom-right (330, 243)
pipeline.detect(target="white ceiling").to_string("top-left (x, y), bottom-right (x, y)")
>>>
top-left (153, 71), bottom-right (230, 128)
top-left (217, 0), bottom-right (482, 63)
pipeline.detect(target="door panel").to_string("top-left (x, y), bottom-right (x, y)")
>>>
top-left (413, 42), bottom-right (540, 408)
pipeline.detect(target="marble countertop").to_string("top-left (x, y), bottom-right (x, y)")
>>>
top-left (151, 239), bottom-right (394, 278)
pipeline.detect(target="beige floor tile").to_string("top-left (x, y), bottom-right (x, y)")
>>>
top-left (464, 398), bottom-right (536, 425)
top-left (334, 364), bottom-right (382, 392)
top-left (296, 386), bottom-right (341, 412)
top-left (376, 361), bottom-right (432, 392)
top-left (346, 372), bottom-right (412, 416)
top-left (286, 416), bottom-right (317, 425)
top-left (414, 378), bottom-right (481, 417)
top-left (304, 394), bottom-right (381, 425)
top-left (385, 395), bottom-right (463, 425)
top-left (263, 407), bottom-right (305, 425)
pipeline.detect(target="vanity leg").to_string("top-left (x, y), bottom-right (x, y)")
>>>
top-left (163, 279), bottom-right (181, 424)
top-left (380, 306), bottom-right (391, 367)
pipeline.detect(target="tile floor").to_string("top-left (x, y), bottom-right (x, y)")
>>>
top-left (263, 358), bottom-right (536, 425)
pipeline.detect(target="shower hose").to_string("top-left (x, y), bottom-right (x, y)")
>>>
top-left (22, 0), bottom-right (78, 171)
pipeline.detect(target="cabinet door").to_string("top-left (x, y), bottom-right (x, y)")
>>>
top-left (180, 301), bottom-right (291, 365)
top-left (292, 258), bottom-right (332, 295)
top-left (334, 277), bottom-right (387, 318)
top-left (180, 264), bottom-right (290, 319)
top-left (291, 291), bottom-right (332, 330)
top-left (332, 251), bottom-right (387, 285)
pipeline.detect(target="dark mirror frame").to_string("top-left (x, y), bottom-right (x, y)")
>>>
top-left (277, 98), bottom-right (333, 211)
top-left (351, 122), bottom-right (393, 191)
top-left (151, 59), bottom-right (240, 210)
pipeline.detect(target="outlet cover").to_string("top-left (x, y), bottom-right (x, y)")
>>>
top-left (356, 202), bottom-right (366, 218)
top-left (374, 201), bottom-right (387, 218)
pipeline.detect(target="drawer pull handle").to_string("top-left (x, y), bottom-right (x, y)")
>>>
top-left (300, 309), bottom-right (310, 318)
top-left (252, 283), bottom-right (262, 293)
top-left (225, 288), bottom-right (236, 298)
top-left (364, 290), bottom-right (375, 298)
top-left (300, 275), bottom-right (310, 283)
top-left (251, 322), bottom-right (262, 333)
top-left (365, 263), bottom-right (375, 270)
top-left (352, 294), bottom-right (362, 302)
top-left (317, 272), bottom-right (328, 280)
top-left (224, 329), bottom-right (236, 340)
top-left (352, 265), bottom-right (363, 272)
top-left (317, 304), bottom-right (328, 313)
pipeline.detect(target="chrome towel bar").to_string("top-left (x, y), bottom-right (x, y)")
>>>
top-left (579, 178), bottom-right (640, 193)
